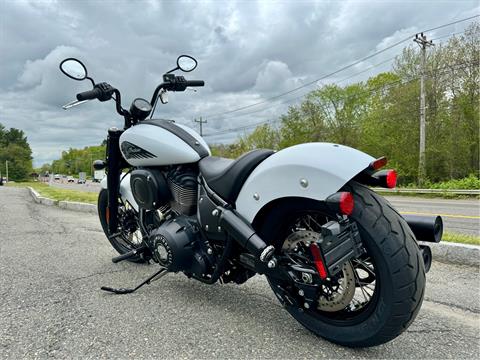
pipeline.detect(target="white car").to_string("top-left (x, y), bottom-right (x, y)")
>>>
top-left (54, 174), bottom-right (61, 180)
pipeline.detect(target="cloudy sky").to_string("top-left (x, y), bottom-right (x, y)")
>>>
top-left (0, 0), bottom-right (478, 166)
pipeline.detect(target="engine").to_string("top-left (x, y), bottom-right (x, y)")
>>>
top-left (130, 166), bottom-right (210, 275)
top-left (130, 165), bottom-right (198, 215)
top-left (149, 216), bottom-right (209, 275)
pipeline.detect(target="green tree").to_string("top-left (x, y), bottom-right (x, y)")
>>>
top-left (0, 124), bottom-right (33, 181)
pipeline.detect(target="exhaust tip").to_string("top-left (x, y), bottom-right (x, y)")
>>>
top-left (403, 215), bottom-right (443, 243)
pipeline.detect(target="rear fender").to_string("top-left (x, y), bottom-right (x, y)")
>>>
top-left (101, 173), bottom-right (139, 211)
top-left (235, 143), bottom-right (374, 223)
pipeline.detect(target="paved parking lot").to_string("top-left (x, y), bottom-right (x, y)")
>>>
top-left (1, 187), bottom-right (479, 359)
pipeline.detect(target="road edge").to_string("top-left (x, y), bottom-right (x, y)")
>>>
top-left (28, 186), bottom-right (97, 214)
top-left (419, 241), bottom-right (479, 267)
top-left (26, 186), bottom-right (478, 266)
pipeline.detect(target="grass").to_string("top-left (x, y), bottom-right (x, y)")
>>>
top-left (442, 232), bottom-right (480, 246)
top-left (5, 182), bottom-right (479, 246)
top-left (7, 181), bottom-right (98, 204)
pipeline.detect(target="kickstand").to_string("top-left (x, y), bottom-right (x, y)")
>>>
top-left (101, 268), bottom-right (168, 295)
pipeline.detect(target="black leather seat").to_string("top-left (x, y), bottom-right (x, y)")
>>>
top-left (199, 149), bottom-right (274, 203)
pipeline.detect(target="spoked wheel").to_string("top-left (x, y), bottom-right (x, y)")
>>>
top-left (258, 182), bottom-right (425, 347)
top-left (280, 225), bottom-right (378, 319)
top-left (98, 189), bottom-right (146, 263)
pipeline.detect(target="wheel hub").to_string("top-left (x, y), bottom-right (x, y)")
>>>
top-left (283, 230), bottom-right (356, 312)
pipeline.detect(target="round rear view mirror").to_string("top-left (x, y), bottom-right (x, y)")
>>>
top-left (60, 58), bottom-right (88, 80)
top-left (177, 55), bottom-right (197, 72)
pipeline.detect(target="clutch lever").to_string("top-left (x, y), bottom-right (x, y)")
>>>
top-left (62, 99), bottom-right (89, 110)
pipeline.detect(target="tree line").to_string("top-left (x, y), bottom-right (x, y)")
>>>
top-left (40, 141), bottom-right (106, 177)
top-left (211, 23), bottom-right (479, 185)
top-left (0, 124), bottom-right (33, 181)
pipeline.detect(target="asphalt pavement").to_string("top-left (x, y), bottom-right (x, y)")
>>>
top-left (47, 180), bottom-right (479, 236)
top-left (386, 196), bottom-right (479, 236)
top-left (1, 186), bottom-right (479, 359)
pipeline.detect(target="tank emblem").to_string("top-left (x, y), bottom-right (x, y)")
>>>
top-left (121, 141), bottom-right (156, 159)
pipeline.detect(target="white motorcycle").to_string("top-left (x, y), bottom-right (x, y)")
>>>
top-left (59, 55), bottom-right (443, 347)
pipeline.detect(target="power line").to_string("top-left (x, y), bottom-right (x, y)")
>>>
top-left (204, 62), bottom-right (477, 138)
top-left (202, 15), bottom-right (479, 121)
top-left (205, 55), bottom-right (400, 125)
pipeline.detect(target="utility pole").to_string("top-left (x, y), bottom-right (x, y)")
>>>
top-left (414, 32), bottom-right (433, 186)
top-left (194, 117), bottom-right (207, 136)
top-left (5, 160), bottom-right (8, 183)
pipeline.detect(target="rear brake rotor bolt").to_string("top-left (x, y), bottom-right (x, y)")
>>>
top-left (205, 225), bottom-right (209, 231)
top-left (304, 302), bottom-right (310, 309)
top-left (298, 289), bottom-right (304, 296)
top-left (267, 259), bottom-right (277, 268)
top-left (207, 248), bottom-right (213, 255)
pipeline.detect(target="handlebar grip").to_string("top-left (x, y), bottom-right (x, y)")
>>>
top-left (76, 87), bottom-right (102, 101)
top-left (185, 80), bottom-right (204, 87)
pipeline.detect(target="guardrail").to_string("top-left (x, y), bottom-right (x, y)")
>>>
top-left (372, 188), bottom-right (480, 195)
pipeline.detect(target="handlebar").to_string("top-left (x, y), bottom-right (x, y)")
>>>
top-left (185, 80), bottom-right (204, 87)
top-left (76, 87), bottom-right (102, 101)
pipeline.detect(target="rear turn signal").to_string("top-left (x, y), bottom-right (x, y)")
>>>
top-left (325, 192), bottom-right (355, 216)
top-left (372, 169), bottom-right (397, 188)
top-left (386, 170), bottom-right (397, 188)
top-left (369, 156), bottom-right (387, 170)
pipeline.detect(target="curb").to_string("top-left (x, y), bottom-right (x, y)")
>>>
top-left (26, 187), bottom-right (478, 267)
top-left (28, 187), bottom-right (97, 214)
top-left (420, 241), bottom-right (480, 267)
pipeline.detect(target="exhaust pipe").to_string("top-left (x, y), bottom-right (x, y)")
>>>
top-left (419, 245), bottom-right (432, 272)
top-left (403, 215), bottom-right (443, 243)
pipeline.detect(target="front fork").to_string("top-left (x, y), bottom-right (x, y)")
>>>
top-left (106, 127), bottom-right (124, 234)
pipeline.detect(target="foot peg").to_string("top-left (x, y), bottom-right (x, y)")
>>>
top-left (260, 245), bottom-right (275, 263)
top-left (101, 267), bottom-right (167, 295)
top-left (111, 245), bottom-right (146, 263)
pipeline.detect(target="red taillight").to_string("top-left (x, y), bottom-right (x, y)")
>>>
top-left (310, 243), bottom-right (328, 280)
top-left (386, 170), bottom-right (397, 188)
top-left (339, 192), bottom-right (354, 215)
top-left (325, 191), bottom-right (355, 216)
top-left (370, 156), bottom-right (387, 170)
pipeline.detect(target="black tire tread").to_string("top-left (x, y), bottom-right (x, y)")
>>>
top-left (97, 189), bottom-right (145, 263)
top-left (342, 182), bottom-right (425, 345)
top-left (261, 181), bottom-right (425, 347)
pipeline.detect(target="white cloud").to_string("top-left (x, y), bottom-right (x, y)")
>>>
top-left (0, 0), bottom-right (478, 166)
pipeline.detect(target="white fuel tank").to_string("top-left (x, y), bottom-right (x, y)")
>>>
top-left (119, 120), bottom-right (211, 166)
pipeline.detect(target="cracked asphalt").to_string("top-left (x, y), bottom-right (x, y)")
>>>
top-left (1, 187), bottom-right (479, 359)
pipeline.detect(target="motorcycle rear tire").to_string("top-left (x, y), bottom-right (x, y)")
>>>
top-left (258, 182), bottom-right (425, 347)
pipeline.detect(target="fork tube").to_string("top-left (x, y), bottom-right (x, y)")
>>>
top-left (106, 127), bottom-right (124, 234)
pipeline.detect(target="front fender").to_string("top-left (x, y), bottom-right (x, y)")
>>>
top-left (101, 173), bottom-right (139, 211)
top-left (235, 143), bottom-right (374, 223)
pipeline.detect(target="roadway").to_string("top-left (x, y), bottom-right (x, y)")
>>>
top-left (386, 196), bottom-right (479, 236)
top-left (0, 187), bottom-right (479, 359)
top-left (47, 180), bottom-right (479, 235)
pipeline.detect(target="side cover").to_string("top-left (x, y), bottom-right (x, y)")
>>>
top-left (235, 143), bottom-right (375, 223)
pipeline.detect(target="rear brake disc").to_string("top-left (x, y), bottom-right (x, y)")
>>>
top-left (283, 230), bottom-right (356, 312)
